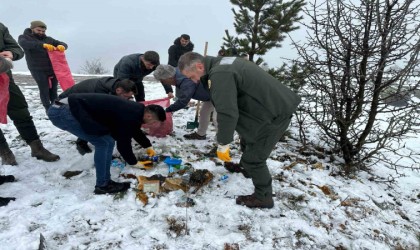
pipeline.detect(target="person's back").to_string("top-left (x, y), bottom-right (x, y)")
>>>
top-left (59, 77), bottom-right (118, 99)
top-left (205, 56), bottom-right (300, 121)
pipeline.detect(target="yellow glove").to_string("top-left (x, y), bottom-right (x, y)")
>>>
top-left (131, 160), bottom-right (153, 169)
top-left (43, 44), bottom-right (55, 52)
top-left (146, 147), bottom-right (156, 157)
top-left (217, 144), bottom-right (231, 162)
top-left (56, 45), bottom-right (65, 52)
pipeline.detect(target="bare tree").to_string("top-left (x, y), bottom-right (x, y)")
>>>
top-left (294, 0), bottom-right (420, 173)
top-left (79, 58), bottom-right (108, 75)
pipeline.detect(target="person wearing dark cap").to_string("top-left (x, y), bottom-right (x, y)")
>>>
top-left (18, 20), bottom-right (68, 111)
top-left (153, 64), bottom-right (216, 140)
top-left (113, 51), bottom-right (163, 102)
top-left (0, 22), bottom-right (60, 168)
top-left (47, 93), bottom-right (166, 194)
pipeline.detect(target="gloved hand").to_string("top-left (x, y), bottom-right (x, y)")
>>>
top-left (56, 45), bottom-right (65, 52)
top-left (131, 160), bottom-right (153, 169)
top-left (217, 144), bottom-right (231, 162)
top-left (43, 44), bottom-right (55, 52)
top-left (0, 57), bottom-right (13, 73)
top-left (146, 147), bottom-right (156, 157)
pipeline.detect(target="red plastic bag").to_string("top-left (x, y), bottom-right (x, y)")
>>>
top-left (48, 51), bottom-right (75, 91)
top-left (0, 73), bottom-right (10, 124)
top-left (141, 97), bottom-right (173, 137)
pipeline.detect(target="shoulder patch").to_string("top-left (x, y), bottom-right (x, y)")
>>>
top-left (219, 57), bottom-right (236, 65)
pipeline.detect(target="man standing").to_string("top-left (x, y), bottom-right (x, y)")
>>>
top-left (47, 94), bottom-right (166, 194)
top-left (168, 34), bottom-right (194, 67)
top-left (168, 34), bottom-right (194, 99)
top-left (153, 64), bottom-right (216, 140)
top-left (0, 22), bottom-right (60, 166)
top-left (113, 51), bottom-right (160, 102)
top-left (18, 20), bottom-right (68, 111)
top-left (59, 77), bottom-right (138, 155)
top-left (178, 52), bottom-right (301, 209)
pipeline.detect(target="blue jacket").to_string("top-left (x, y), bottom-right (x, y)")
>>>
top-left (166, 68), bottom-right (210, 112)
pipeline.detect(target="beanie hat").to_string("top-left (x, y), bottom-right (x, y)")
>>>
top-left (143, 51), bottom-right (160, 66)
top-left (30, 20), bottom-right (47, 29)
top-left (153, 65), bottom-right (176, 80)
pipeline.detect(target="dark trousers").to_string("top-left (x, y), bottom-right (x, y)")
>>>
top-left (239, 117), bottom-right (292, 199)
top-left (30, 70), bottom-right (58, 110)
top-left (134, 82), bottom-right (145, 102)
top-left (0, 74), bottom-right (39, 146)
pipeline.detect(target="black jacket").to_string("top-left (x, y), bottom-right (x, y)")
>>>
top-left (68, 93), bottom-right (151, 165)
top-left (59, 77), bottom-right (119, 99)
top-left (18, 28), bottom-right (67, 72)
top-left (168, 37), bottom-right (194, 67)
top-left (113, 53), bottom-right (154, 101)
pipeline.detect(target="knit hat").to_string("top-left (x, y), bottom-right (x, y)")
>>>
top-left (30, 20), bottom-right (47, 29)
top-left (143, 51), bottom-right (160, 66)
top-left (153, 65), bottom-right (176, 80)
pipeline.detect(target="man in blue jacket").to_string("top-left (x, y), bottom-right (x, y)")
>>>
top-left (48, 94), bottom-right (166, 194)
top-left (18, 20), bottom-right (68, 110)
top-left (153, 65), bottom-right (216, 140)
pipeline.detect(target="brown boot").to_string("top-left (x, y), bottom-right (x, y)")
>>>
top-left (236, 193), bottom-right (274, 209)
top-left (29, 139), bottom-right (60, 162)
top-left (0, 143), bottom-right (18, 165)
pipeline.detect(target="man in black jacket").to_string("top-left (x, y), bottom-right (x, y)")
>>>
top-left (47, 94), bottom-right (166, 194)
top-left (0, 22), bottom-right (60, 168)
top-left (113, 51), bottom-right (160, 102)
top-left (18, 20), bottom-right (68, 110)
top-left (168, 34), bottom-right (194, 99)
top-left (59, 77), bottom-right (138, 155)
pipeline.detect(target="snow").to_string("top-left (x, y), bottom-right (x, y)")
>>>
top-left (0, 75), bottom-right (419, 249)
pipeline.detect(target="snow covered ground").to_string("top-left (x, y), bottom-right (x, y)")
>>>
top-left (0, 74), bottom-right (419, 249)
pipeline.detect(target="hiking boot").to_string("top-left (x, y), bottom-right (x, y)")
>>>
top-left (0, 175), bottom-right (15, 185)
top-left (224, 162), bottom-right (251, 178)
top-left (76, 138), bottom-right (92, 155)
top-left (29, 139), bottom-right (60, 162)
top-left (183, 132), bottom-right (206, 140)
top-left (94, 180), bottom-right (130, 195)
top-left (0, 143), bottom-right (17, 166)
top-left (0, 197), bottom-right (16, 207)
top-left (236, 193), bottom-right (274, 209)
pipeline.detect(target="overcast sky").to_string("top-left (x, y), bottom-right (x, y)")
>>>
top-left (2, 0), bottom-right (305, 73)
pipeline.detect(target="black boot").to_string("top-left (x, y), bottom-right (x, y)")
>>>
top-left (29, 139), bottom-right (60, 162)
top-left (94, 180), bottom-right (130, 195)
top-left (0, 197), bottom-right (16, 207)
top-left (0, 143), bottom-right (17, 166)
top-left (0, 175), bottom-right (15, 185)
top-left (76, 138), bottom-right (92, 155)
